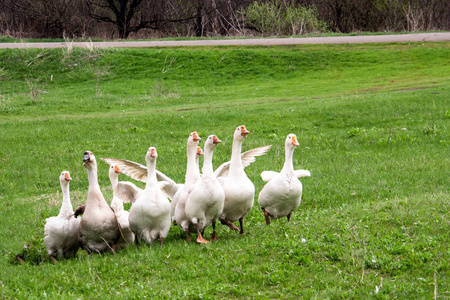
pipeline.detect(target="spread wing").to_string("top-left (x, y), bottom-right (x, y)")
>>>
top-left (214, 145), bottom-right (272, 177)
top-left (101, 158), bottom-right (147, 182)
top-left (294, 170), bottom-right (311, 178)
top-left (101, 157), bottom-right (180, 198)
top-left (101, 157), bottom-right (176, 183)
top-left (114, 181), bottom-right (142, 203)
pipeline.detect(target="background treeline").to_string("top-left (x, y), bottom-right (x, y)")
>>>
top-left (1, 0), bottom-right (449, 39)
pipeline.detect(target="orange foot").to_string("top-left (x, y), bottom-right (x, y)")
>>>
top-left (196, 234), bottom-right (209, 244)
top-left (227, 222), bottom-right (239, 231)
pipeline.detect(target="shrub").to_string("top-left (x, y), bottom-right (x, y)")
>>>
top-left (243, 0), bottom-right (326, 36)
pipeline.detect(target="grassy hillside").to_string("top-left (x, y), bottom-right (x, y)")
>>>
top-left (0, 42), bottom-right (449, 298)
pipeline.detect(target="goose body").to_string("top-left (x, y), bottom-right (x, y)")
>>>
top-left (128, 147), bottom-right (171, 245)
top-left (219, 125), bottom-right (255, 234)
top-left (185, 135), bottom-right (225, 243)
top-left (258, 134), bottom-right (311, 224)
top-left (79, 151), bottom-right (121, 254)
top-left (108, 165), bottom-right (136, 249)
top-left (44, 171), bottom-right (80, 260)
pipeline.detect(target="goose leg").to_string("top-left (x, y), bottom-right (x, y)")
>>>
top-left (210, 221), bottom-right (218, 241)
top-left (261, 207), bottom-right (271, 225)
top-left (195, 223), bottom-right (209, 244)
top-left (185, 228), bottom-right (191, 242)
top-left (286, 212), bottom-right (291, 222)
top-left (49, 255), bottom-right (58, 264)
top-left (159, 236), bottom-right (164, 246)
top-left (220, 219), bottom-right (239, 231)
top-left (239, 218), bottom-right (245, 235)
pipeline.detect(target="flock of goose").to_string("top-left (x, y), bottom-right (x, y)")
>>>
top-left (43, 125), bottom-right (311, 261)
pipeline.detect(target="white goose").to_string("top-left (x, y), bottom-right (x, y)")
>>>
top-left (170, 146), bottom-right (203, 225)
top-left (44, 171), bottom-right (80, 262)
top-left (108, 165), bottom-right (136, 249)
top-left (128, 147), bottom-right (171, 245)
top-left (79, 151), bottom-right (121, 254)
top-left (173, 132), bottom-right (202, 241)
top-left (218, 125), bottom-right (255, 234)
top-left (185, 135), bottom-right (225, 243)
top-left (258, 134), bottom-right (311, 224)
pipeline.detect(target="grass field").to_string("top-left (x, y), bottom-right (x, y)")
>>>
top-left (0, 41), bottom-right (449, 298)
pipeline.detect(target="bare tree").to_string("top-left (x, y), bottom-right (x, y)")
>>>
top-left (85, 0), bottom-right (205, 39)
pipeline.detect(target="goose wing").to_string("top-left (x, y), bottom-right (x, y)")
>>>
top-left (214, 145), bottom-right (272, 177)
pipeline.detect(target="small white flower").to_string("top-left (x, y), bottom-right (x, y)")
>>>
top-left (301, 238), bottom-right (306, 243)
top-left (375, 286), bottom-right (379, 294)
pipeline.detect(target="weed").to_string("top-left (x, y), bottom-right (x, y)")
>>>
top-left (423, 124), bottom-right (437, 135)
top-left (24, 75), bottom-right (46, 101)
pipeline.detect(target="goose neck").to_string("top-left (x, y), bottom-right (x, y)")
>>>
top-left (146, 158), bottom-right (157, 184)
top-left (230, 137), bottom-right (244, 170)
top-left (59, 182), bottom-right (73, 215)
top-left (110, 174), bottom-right (119, 189)
top-left (185, 144), bottom-right (200, 183)
top-left (86, 165), bottom-right (99, 187)
top-left (202, 146), bottom-right (214, 176)
top-left (282, 146), bottom-right (295, 173)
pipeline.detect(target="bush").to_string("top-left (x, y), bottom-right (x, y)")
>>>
top-left (243, 0), bottom-right (326, 36)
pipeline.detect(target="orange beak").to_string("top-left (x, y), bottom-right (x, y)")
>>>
top-left (196, 146), bottom-right (204, 156)
top-left (292, 135), bottom-right (299, 146)
top-left (193, 132), bottom-right (201, 142)
top-left (114, 165), bottom-right (122, 174)
top-left (150, 147), bottom-right (158, 158)
top-left (64, 172), bottom-right (72, 182)
top-left (213, 135), bottom-right (222, 145)
top-left (240, 125), bottom-right (250, 137)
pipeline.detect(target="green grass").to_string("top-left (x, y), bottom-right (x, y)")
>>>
top-left (0, 42), bottom-right (449, 298)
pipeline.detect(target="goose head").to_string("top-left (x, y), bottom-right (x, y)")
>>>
top-left (189, 131), bottom-right (201, 144)
top-left (60, 171), bottom-right (72, 183)
top-left (145, 147), bottom-right (158, 162)
top-left (82, 151), bottom-right (97, 170)
top-left (286, 134), bottom-right (299, 149)
top-left (196, 146), bottom-right (204, 157)
top-left (109, 165), bottom-right (122, 178)
top-left (234, 125), bottom-right (250, 141)
top-left (205, 135), bottom-right (222, 150)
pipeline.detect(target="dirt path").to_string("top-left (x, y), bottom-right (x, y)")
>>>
top-left (0, 32), bottom-right (448, 49)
